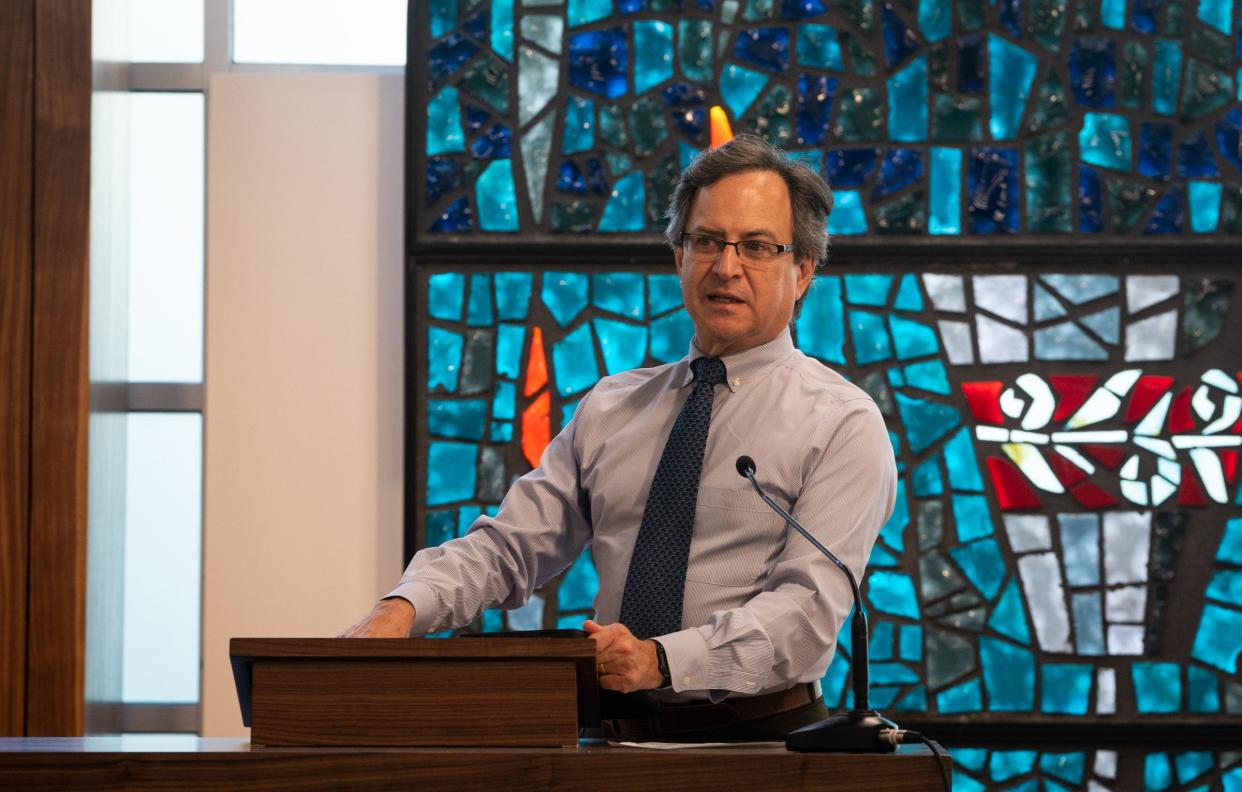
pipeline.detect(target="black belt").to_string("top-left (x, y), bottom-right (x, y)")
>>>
top-left (603, 683), bottom-right (819, 741)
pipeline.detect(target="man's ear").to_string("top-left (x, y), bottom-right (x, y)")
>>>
top-left (673, 244), bottom-right (685, 278)
top-left (795, 256), bottom-right (815, 299)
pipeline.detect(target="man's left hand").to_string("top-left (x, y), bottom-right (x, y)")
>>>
top-left (583, 620), bottom-right (664, 693)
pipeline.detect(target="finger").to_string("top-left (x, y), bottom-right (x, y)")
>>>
top-left (582, 619), bottom-right (605, 634)
top-left (598, 673), bottom-right (636, 693)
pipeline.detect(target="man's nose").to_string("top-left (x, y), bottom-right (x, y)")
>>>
top-left (711, 244), bottom-right (744, 278)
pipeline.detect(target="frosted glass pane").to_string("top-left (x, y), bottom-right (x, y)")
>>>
top-left (130, 0), bottom-right (204, 62)
top-left (128, 93), bottom-right (204, 382)
top-left (123, 413), bottom-right (202, 703)
top-left (233, 0), bottom-right (407, 65)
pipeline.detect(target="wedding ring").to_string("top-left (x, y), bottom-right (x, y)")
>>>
top-left (597, 663), bottom-right (606, 676)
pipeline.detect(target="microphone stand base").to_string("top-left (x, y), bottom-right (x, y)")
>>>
top-left (785, 709), bottom-right (898, 753)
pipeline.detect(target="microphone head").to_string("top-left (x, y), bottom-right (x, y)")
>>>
top-left (735, 455), bottom-right (757, 478)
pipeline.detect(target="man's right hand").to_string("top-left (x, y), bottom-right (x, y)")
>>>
top-left (339, 597), bottom-right (416, 638)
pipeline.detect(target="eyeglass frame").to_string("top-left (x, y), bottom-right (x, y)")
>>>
top-left (678, 232), bottom-right (797, 270)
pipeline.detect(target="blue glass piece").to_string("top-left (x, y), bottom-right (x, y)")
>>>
top-left (1079, 112), bottom-right (1131, 170)
top-left (1178, 132), bottom-right (1221, 178)
top-left (592, 273), bottom-right (644, 320)
top-left (567, 0), bottom-right (611, 27)
top-left (649, 309), bottom-right (695, 363)
top-left (937, 677), bottom-right (982, 713)
top-left (1059, 515), bottom-right (1100, 586)
top-left (881, 4), bottom-right (918, 68)
top-left (1152, 40), bottom-right (1182, 116)
top-left (1041, 754), bottom-right (1086, 785)
top-left (1071, 592), bottom-right (1105, 654)
top-left (919, 0), bottom-right (951, 41)
top-left (1145, 754), bottom-right (1173, 792)
top-left (1176, 751), bottom-right (1214, 784)
top-left (426, 509), bottom-right (456, 547)
top-left (495, 325), bottom-right (525, 379)
top-left (899, 625), bottom-right (922, 661)
top-left (788, 150), bottom-right (823, 174)
top-left (879, 480), bottom-right (909, 552)
top-left (508, 594), bottom-right (544, 631)
top-left (634, 21), bottom-right (674, 94)
top-left (968, 147), bottom-right (1018, 233)
top-left (825, 148), bottom-right (878, 187)
top-left (492, 379), bottom-right (516, 421)
top-left (427, 441), bottom-right (477, 505)
top-left (558, 551), bottom-right (599, 610)
top-left (949, 538), bottom-right (1005, 599)
top-left (1188, 666), bottom-right (1220, 712)
top-left (1079, 166), bottom-right (1103, 232)
top-left (1134, 662), bottom-right (1182, 713)
top-left (1219, 109), bottom-right (1242, 173)
top-left (427, 399), bottom-right (487, 440)
top-left (980, 637), bottom-right (1034, 711)
top-left (1144, 187), bottom-right (1184, 234)
top-left (890, 315), bottom-right (939, 359)
top-left (429, 34), bottom-right (479, 89)
top-left (957, 34), bottom-right (984, 93)
top-left (551, 323), bottom-right (599, 397)
top-left (568, 28), bottom-right (627, 99)
top-left (491, 0), bottom-right (513, 61)
top-left (844, 274), bottom-right (892, 306)
top-left (1069, 37), bottom-right (1116, 108)
top-left (428, 327), bottom-right (464, 391)
top-left (893, 274), bottom-right (923, 311)
top-left (593, 319), bottom-right (647, 375)
top-left (558, 160), bottom-right (586, 193)
top-left (461, 8), bottom-right (486, 40)
top-left (427, 87), bottom-right (466, 155)
top-left (428, 272), bottom-right (465, 321)
top-left (866, 571), bottom-right (920, 618)
top-left (872, 148), bottom-right (923, 199)
top-left (598, 171), bottom-right (646, 231)
top-left (428, 196), bottom-right (472, 234)
top-left (988, 579), bottom-right (1031, 644)
top-left (1081, 306), bottom-right (1120, 343)
top-left (1040, 664), bottom-right (1093, 714)
top-left (1138, 122), bottom-right (1173, 179)
top-left (465, 274), bottom-right (493, 326)
top-left (991, 751), bottom-right (1037, 783)
top-left (796, 74), bottom-right (837, 146)
top-left (563, 97), bottom-right (595, 154)
top-left (720, 64), bottom-right (769, 118)
top-left (888, 55), bottom-right (928, 142)
top-left (494, 273), bottom-right (532, 320)
top-left (1197, 0), bottom-right (1232, 33)
top-left (795, 276), bottom-right (846, 364)
top-left (426, 156), bottom-right (462, 204)
top-left (1188, 181), bottom-right (1222, 233)
top-left (1100, 0), bottom-right (1124, 29)
top-left (988, 36), bottom-right (1037, 140)
top-left (944, 427), bottom-right (984, 492)
top-left (542, 272), bottom-right (589, 327)
top-left (476, 160), bottom-right (519, 231)
top-left (895, 394), bottom-right (960, 454)
top-left (733, 27), bottom-right (791, 74)
top-left (616, 0), bottom-right (643, 11)
top-left (1034, 321), bottom-right (1108, 359)
top-left (647, 274), bottom-right (683, 316)
top-left (796, 24), bottom-right (844, 70)
top-left (828, 190), bottom-right (867, 234)
top-left (928, 147), bottom-right (962, 235)
top-left (997, 0), bottom-right (1022, 36)
top-left (464, 103), bottom-right (489, 133)
top-left (780, 0), bottom-right (827, 19)
top-left (849, 309), bottom-right (892, 364)
top-left (952, 494), bottom-right (992, 541)
top-left (586, 158), bottom-right (608, 196)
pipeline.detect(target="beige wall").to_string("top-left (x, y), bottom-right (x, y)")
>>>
top-left (201, 73), bottom-right (405, 736)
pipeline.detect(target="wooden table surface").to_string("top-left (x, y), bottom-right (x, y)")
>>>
top-left (0, 735), bottom-right (951, 791)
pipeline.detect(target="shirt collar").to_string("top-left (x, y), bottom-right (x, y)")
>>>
top-left (680, 328), bottom-right (796, 392)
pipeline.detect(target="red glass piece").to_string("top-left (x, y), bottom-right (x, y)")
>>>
top-left (524, 326), bottom-right (548, 397)
top-left (1168, 386), bottom-right (1195, 434)
top-left (1046, 450), bottom-right (1088, 487)
top-left (521, 390), bottom-right (552, 469)
top-left (985, 456), bottom-right (1042, 510)
top-left (1178, 464), bottom-right (1208, 507)
top-left (961, 381), bottom-right (1006, 425)
top-left (1123, 375), bottom-right (1175, 424)
top-left (1221, 450), bottom-right (1238, 485)
top-left (1069, 481), bottom-right (1119, 509)
top-left (1049, 375), bottom-right (1099, 422)
top-left (1081, 444), bottom-right (1126, 469)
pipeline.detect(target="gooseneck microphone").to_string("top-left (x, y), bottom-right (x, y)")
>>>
top-left (735, 455), bottom-right (898, 753)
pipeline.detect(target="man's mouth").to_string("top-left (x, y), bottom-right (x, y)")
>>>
top-left (707, 293), bottom-right (745, 305)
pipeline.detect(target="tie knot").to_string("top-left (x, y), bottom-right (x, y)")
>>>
top-left (691, 356), bottom-right (727, 387)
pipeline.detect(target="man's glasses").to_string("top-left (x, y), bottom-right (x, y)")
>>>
top-left (680, 233), bottom-right (795, 269)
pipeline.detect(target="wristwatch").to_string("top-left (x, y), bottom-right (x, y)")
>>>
top-left (652, 639), bottom-right (671, 688)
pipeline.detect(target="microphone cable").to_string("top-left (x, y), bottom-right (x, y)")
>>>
top-left (878, 729), bottom-right (951, 792)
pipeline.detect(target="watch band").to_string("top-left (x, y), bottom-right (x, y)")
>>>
top-left (653, 639), bottom-right (671, 688)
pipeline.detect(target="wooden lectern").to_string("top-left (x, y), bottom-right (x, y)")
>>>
top-left (230, 637), bottom-right (599, 748)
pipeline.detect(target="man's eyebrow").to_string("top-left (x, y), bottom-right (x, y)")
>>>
top-left (687, 225), bottom-right (779, 239)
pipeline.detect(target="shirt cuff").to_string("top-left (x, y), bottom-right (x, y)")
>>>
top-left (384, 581), bottom-right (442, 636)
top-left (655, 627), bottom-right (711, 693)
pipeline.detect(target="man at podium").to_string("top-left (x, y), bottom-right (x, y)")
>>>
top-left (344, 135), bottom-right (896, 742)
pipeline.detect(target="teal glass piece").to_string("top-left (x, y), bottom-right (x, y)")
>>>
top-left (649, 309), bottom-right (695, 363)
top-left (457, 505), bottom-right (482, 537)
top-left (1034, 285), bottom-right (1067, 320)
top-left (428, 272), bottom-right (465, 321)
top-left (795, 276), bottom-right (846, 364)
top-left (562, 97), bottom-right (595, 154)
top-left (1206, 570), bottom-right (1242, 604)
top-left (567, 0), bottom-right (611, 26)
top-left (870, 544), bottom-right (899, 566)
top-left (428, 399), bottom-right (488, 440)
top-left (888, 55), bottom-right (928, 142)
top-left (990, 751), bottom-right (1038, 782)
top-left (430, 0), bottom-right (457, 38)
top-left (606, 151), bottom-right (632, 175)
top-left (521, 113), bottom-right (554, 224)
top-left (508, 593), bottom-right (543, 630)
top-left (679, 142), bottom-right (701, 171)
top-left (955, 748), bottom-right (987, 773)
top-left (551, 323), bottom-right (599, 397)
top-left (466, 274), bottom-right (493, 326)
top-left (869, 686), bottom-right (902, 709)
top-left (495, 324), bottom-right (525, 379)
top-left (895, 393), bottom-right (961, 454)
top-left (870, 622), bottom-right (894, 661)
top-left (521, 14), bottom-right (563, 54)
top-left (893, 274), bottom-right (923, 311)
top-left (1134, 662), bottom-right (1182, 713)
top-left (988, 579), bottom-right (1032, 644)
top-left (899, 625), bottom-right (922, 661)
top-left (849, 309), bottom-right (893, 364)
top-left (894, 685), bottom-right (927, 712)
top-left (1197, 0), bottom-right (1232, 33)
top-left (866, 571), bottom-right (920, 618)
top-left (647, 274), bottom-right (683, 316)
top-left (1152, 40), bottom-right (1182, 116)
top-left (1034, 321), bottom-right (1108, 360)
top-left (427, 87), bottom-right (466, 155)
top-left (944, 428), bottom-right (984, 492)
top-left (593, 318), bottom-right (647, 375)
top-left (489, 421), bottom-right (512, 442)
top-left (644, 153), bottom-right (679, 227)
top-left (720, 63), bottom-right (770, 119)
top-left (871, 663), bottom-right (920, 685)
top-left (426, 509), bottom-right (456, 546)
top-left (937, 677), bottom-right (982, 713)
top-left (912, 458), bottom-right (943, 496)
top-left (879, 480), bottom-right (909, 552)
top-left (551, 200), bottom-right (596, 232)
top-left (561, 399), bottom-right (580, 430)
top-left (491, 0), bottom-right (513, 61)
top-left (634, 21), bottom-right (674, 95)
top-left (827, 190), bottom-right (867, 234)
top-left (952, 494), bottom-right (992, 541)
top-left (931, 94), bottom-right (982, 142)
top-left (980, 637), bottom-right (1035, 711)
top-left (557, 550), bottom-right (599, 610)
top-left (1218, 517), bottom-right (1242, 563)
top-left (1175, 751), bottom-right (1214, 784)
top-left (495, 272), bottom-right (532, 320)
top-left (1189, 181), bottom-right (1223, 232)
top-left (1071, 592), bottom-right (1104, 654)
top-left (1100, 0), bottom-right (1124, 28)
top-left (1146, 754), bottom-right (1174, 792)
top-left (834, 87), bottom-right (883, 140)
top-left (1079, 112), bottom-right (1131, 170)
top-left (518, 46), bottom-right (558, 125)
top-left (476, 160), bottom-right (519, 231)
top-left (788, 150), bottom-right (823, 173)
top-left (1040, 754), bottom-right (1086, 785)
top-left (1080, 306), bottom-right (1120, 343)
top-left (492, 379), bottom-right (516, 421)
top-left (796, 24), bottom-right (844, 70)
top-left (427, 441), bottom-right (478, 505)
top-left (598, 172), bottom-right (646, 231)
top-left (988, 35), bottom-right (1038, 140)
top-left (679, 19), bottom-right (713, 83)
top-left (919, 0), bottom-right (951, 41)
top-left (598, 103), bottom-right (627, 148)
top-left (1026, 132), bottom-right (1073, 232)
top-left (903, 360), bottom-right (949, 394)
top-left (592, 273), bottom-right (644, 320)
top-left (820, 650), bottom-right (851, 708)
top-left (542, 272), bottom-right (589, 327)
top-left (948, 538), bottom-right (1005, 599)
top-left (889, 316), bottom-right (939, 359)
top-left (1188, 665), bottom-right (1220, 712)
top-left (1060, 514), bottom-right (1100, 586)
top-left (1040, 664), bottom-right (1093, 714)
top-left (844, 274), bottom-right (891, 306)
top-left (929, 147), bottom-right (962, 234)
top-left (461, 57), bottom-right (510, 114)
top-left (428, 327), bottom-right (464, 392)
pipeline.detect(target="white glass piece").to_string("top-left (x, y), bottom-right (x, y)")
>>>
top-left (1004, 514), bottom-right (1052, 552)
top-left (716, 30), bottom-right (730, 58)
top-left (1171, 434), bottom-right (1242, 448)
top-left (976, 426), bottom-right (1009, 443)
top-left (519, 46), bottom-right (559, 125)
top-left (1094, 750), bottom-right (1118, 779)
top-left (1189, 447), bottom-right (1228, 502)
top-left (938, 320), bottom-right (974, 364)
top-left (1133, 436), bottom-right (1176, 459)
top-left (1096, 669), bottom-right (1117, 715)
top-left (1125, 310), bottom-right (1178, 361)
top-left (976, 315), bottom-right (1028, 363)
top-left (1033, 283), bottom-right (1067, 321)
top-left (520, 112), bottom-right (554, 224)
top-left (1120, 454), bottom-right (1139, 479)
top-left (507, 592), bottom-right (544, 630)
top-left (1081, 307), bottom-right (1121, 344)
top-left (1018, 552), bottom-right (1072, 653)
top-left (1053, 445), bottom-right (1096, 475)
top-left (1203, 368), bottom-right (1239, 393)
top-left (1126, 275), bottom-right (1179, 314)
top-left (1103, 512), bottom-right (1151, 585)
top-left (1105, 585), bottom-right (1147, 621)
top-left (1157, 457), bottom-right (1181, 484)
top-left (973, 274), bottom-right (1028, 323)
top-left (521, 15), bottom-right (564, 53)
top-left (1134, 392), bottom-right (1172, 437)
top-left (1000, 387), bottom-right (1026, 419)
top-left (130, 0), bottom-right (204, 62)
top-left (1087, 783), bottom-right (1111, 792)
top-left (1002, 443), bottom-right (1064, 492)
top-left (1104, 369), bottom-right (1142, 396)
top-left (1051, 430), bottom-right (1128, 444)
top-left (1065, 390), bottom-right (1122, 429)
top-left (1151, 475), bottom-right (1177, 505)
top-left (1010, 430), bottom-right (1049, 444)
top-left (1203, 395), bottom-right (1242, 435)
top-left (1041, 273), bottom-right (1120, 304)
top-left (721, 0), bottom-right (740, 23)
top-left (1120, 480), bottom-right (1148, 505)
top-left (233, 0), bottom-right (407, 65)
top-left (1059, 514), bottom-right (1100, 587)
top-left (923, 274), bottom-right (966, 312)
top-left (1192, 384), bottom-right (1217, 422)
top-left (1016, 373), bottom-right (1055, 429)
top-left (1107, 624), bottom-right (1145, 655)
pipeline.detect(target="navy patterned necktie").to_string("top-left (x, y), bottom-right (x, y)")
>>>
top-left (619, 356), bottom-right (728, 639)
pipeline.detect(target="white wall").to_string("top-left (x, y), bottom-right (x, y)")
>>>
top-left (201, 73), bottom-right (405, 736)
